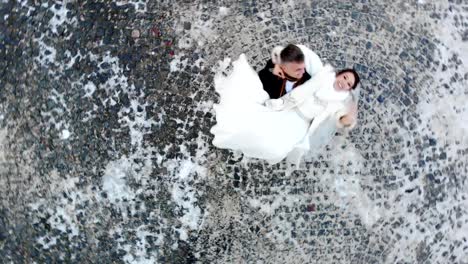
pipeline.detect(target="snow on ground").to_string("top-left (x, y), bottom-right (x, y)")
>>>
top-left (47, 2), bottom-right (77, 35)
top-left (115, 0), bottom-right (147, 13)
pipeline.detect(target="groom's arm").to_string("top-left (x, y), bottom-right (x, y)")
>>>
top-left (258, 59), bottom-right (284, 99)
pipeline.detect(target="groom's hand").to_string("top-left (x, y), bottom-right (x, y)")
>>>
top-left (273, 64), bottom-right (285, 79)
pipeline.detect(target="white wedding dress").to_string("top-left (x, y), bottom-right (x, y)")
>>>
top-left (210, 49), bottom-right (357, 164)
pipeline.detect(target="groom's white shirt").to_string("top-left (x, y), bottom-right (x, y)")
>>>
top-left (285, 81), bottom-right (295, 93)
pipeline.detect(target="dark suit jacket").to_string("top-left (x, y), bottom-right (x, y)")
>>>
top-left (258, 59), bottom-right (311, 99)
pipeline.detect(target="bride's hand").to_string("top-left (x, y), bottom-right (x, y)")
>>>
top-left (339, 114), bottom-right (355, 127)
top-left (264, 98), bottom-right (285, 110)
top-left (339, 103), bottom-right (358, 127)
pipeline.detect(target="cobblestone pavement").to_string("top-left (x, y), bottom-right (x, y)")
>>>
top-left (1, 0), bottom-right (468, 263)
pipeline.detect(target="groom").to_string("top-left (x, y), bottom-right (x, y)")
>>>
top-left (258, 44), bottom-right (357, 128)
top-left (258, 44), bottom-right (321, 99)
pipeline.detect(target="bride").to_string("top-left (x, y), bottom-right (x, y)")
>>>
top-left (210, 45), bottom-right (360, 164)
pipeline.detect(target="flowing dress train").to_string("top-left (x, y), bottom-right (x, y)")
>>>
top-left (211, 54), bottom-right (311, 161)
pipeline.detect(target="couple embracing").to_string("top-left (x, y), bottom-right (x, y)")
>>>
top-left (211, 44), bottom-right (361, 164)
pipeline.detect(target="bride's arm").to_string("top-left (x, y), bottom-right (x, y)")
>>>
top-left (334, 100), bottom-right (358, 129)
top-left (264, 93), bottom-right (300, 111)
top-left (296, 44), bottom-right (324, 77)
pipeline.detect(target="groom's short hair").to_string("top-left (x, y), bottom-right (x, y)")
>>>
top-left (280, 44), bottom-right (304, 63)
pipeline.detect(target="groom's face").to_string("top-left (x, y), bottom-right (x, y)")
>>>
top-left (281, 61), bottom-right (305, 79)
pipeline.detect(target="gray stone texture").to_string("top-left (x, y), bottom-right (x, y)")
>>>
top-left (0, 0), bottom-right (467, 263)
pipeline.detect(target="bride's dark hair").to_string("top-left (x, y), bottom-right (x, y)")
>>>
top-left (336, 69), bottom-right (360, 90)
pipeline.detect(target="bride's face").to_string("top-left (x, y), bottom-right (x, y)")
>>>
top-left (281, 62), bottom-right (306, 79)
top-left (334, 72), bottom-right (355, 91)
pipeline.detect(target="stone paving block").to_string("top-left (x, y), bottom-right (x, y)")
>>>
top-left (0, 0), bottom-right (467, 263)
